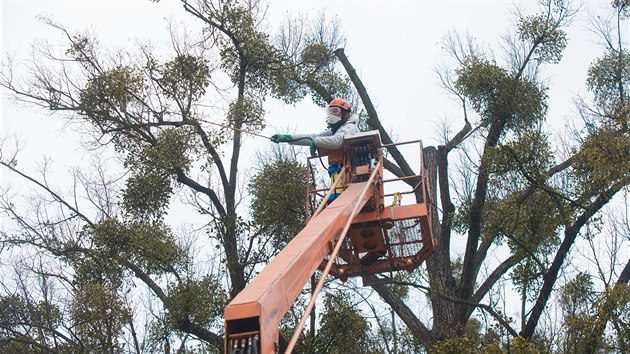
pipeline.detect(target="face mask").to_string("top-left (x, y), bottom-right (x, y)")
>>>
top-left (327, 113), bottom-right (342, 125)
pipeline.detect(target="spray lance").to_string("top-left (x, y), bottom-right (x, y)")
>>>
top-left (202, 119), bottom-right (329, 169)
top-left (199, 118), bottom-right (272, 140)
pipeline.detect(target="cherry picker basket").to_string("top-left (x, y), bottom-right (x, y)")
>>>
top-left (306, 132), bottom-right (434, 282)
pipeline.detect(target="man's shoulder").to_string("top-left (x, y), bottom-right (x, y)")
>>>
top-left (343, 115), bottom-right (359, 126)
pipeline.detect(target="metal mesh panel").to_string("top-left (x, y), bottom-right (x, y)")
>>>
top-left (387, 218), bottom-right (425, 258)
top-left (322, 217), bottom-right (428, 277)
top-left (322, 236), bottom-right (354, 266)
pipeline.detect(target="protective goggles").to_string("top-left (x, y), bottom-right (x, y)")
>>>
top-left (326, 106), bottom-right (344, 116)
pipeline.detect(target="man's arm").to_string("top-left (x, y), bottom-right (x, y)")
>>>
top-left (314, 122), bottom-right (359, 149)
top-left (289, 130), bottom-right (332, 146)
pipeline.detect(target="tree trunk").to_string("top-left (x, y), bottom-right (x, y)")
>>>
top-left (457, 117), bottom-right (507, 323)
top-left (425, 146), bottom-right (461, 341)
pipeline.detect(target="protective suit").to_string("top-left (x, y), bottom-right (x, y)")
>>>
top-left (288, 114), bottom-right (360, 150)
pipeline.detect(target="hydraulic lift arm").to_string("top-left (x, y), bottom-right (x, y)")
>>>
top-left (224, 178), bottom-right (377, 353)
top-left (224, 131), bottom-right (434, 354)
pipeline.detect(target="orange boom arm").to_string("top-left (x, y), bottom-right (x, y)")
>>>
top-left (224, 131), bottom-right (434, 354)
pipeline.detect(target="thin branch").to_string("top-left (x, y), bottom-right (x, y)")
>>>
top-left (367, 275), bottom-right (433, 349)
top-left (395, 280), bottom-right (520, 338)
top-left (470, 255), bottom-right (520, 311)
top-left (522, 181), bottom-right (627, 337)
top-left (0, 161), bottom-right (94, 227)
top-left (175, 168), bottom-right (226, 217)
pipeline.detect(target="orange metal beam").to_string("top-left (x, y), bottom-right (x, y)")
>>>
top-left (351, 204), bottom-right (428, 224)
top-left (285, 162), bottom-right (381, 353)
top-left (224, 181), bottom-right (375, 353)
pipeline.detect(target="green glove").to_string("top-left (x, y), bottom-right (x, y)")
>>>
top-left (310, 140), bottom-right (318, 157)
top-left (271, 134), bottom-right (292, 143)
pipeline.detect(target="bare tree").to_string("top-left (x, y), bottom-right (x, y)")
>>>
top-left (333, 0), bottom-right (628, 350)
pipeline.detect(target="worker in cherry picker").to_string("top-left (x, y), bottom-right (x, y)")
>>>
top-left (271, 98), bottom-right (359, 202)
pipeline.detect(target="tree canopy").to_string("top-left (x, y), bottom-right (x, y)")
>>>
top-left (1, 0), bottom-right (628, 353)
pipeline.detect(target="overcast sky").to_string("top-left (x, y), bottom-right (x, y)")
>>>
top-left (0, 0), bottom-right (619, 238)
top-left (1, 0), bottom-right (615, 163)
